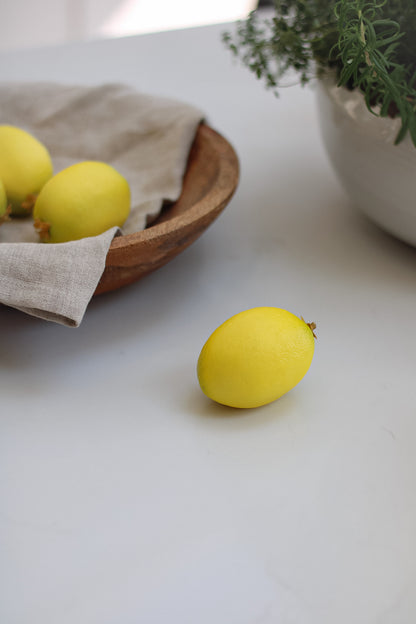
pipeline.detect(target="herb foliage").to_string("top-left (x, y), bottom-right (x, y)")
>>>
top-left (223, 0), bottom-right (416, 145)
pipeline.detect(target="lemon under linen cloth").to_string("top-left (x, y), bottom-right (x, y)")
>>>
top-left (0, 82), bottom-right (204, 327)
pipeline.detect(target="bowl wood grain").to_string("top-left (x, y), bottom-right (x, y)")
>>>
top-left (94, 123), bottom-right (239, 295)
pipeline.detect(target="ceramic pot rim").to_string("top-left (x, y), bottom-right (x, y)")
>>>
top-left (316, 71), bottom-right (413, 151)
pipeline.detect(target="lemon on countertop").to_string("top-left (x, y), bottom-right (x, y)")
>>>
top-left (197, 307), bottom-right (316, 408)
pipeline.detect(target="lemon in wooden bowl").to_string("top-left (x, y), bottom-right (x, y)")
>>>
top-left (33, 161), bottom-right (131, 243)
top-left (0, 125), bottom-right (53, 216)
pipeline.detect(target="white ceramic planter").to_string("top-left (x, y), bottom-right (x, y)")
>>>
top-left (316, 75), bottom-right (416, 246)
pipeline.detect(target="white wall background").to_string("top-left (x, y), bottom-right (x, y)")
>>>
top-left (0, 0), bottom-right (257, 51)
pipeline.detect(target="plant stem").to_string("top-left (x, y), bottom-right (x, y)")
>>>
top-left (358, 9), bottom-right (372, 68)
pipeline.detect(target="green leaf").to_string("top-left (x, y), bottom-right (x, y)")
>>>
top-left (222, 0), bottom-right (416, 145)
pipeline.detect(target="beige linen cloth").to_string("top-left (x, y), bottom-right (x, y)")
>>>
top-left (0, 82), bottom-right (204, 326)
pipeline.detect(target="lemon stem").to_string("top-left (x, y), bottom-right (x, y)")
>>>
top-left (34, 218), bottom-right (51, 242)
top-left (0, 205), bottom-right (11, 225)
top-left (21, 193), bottom-right (38, 213)
top-left (301, 317), bottom-right (317, 339)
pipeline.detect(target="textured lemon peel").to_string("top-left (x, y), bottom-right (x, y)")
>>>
top-left (198, 308), bottom-right (317, 409)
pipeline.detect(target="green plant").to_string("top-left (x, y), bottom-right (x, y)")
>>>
top-left (223, 0), bottom-right (416, 145)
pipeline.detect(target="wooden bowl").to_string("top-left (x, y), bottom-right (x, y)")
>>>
top-left (94, 124), bottom-right (239, 295)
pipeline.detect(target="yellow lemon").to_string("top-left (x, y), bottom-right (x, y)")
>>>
top-left (197, 307), bottom-right (316, 408)
top-left (0, 125), bottom-right (53, 216)
top-left (33, 161), bottom-right (131, 243)
top-left (0, 179), bottom-right (8, 223)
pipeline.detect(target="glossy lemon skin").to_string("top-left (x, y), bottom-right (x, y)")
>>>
top-left (197, 307), bottom-right (315, 408)
top-left (0, 125), bottom-right (53, 215)
top-left (0, 179), bottom-right (7, 219)
top-left (33, 161), bottom-right (131, 243)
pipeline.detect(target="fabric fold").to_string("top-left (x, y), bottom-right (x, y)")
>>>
top-left (0, 82), bottom-right (204, 326)
top-left (0, 228), bottom-right (118, 327)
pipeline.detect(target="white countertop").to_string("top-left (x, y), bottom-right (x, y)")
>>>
top-left (1, 21), bottom-right (416, 624)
